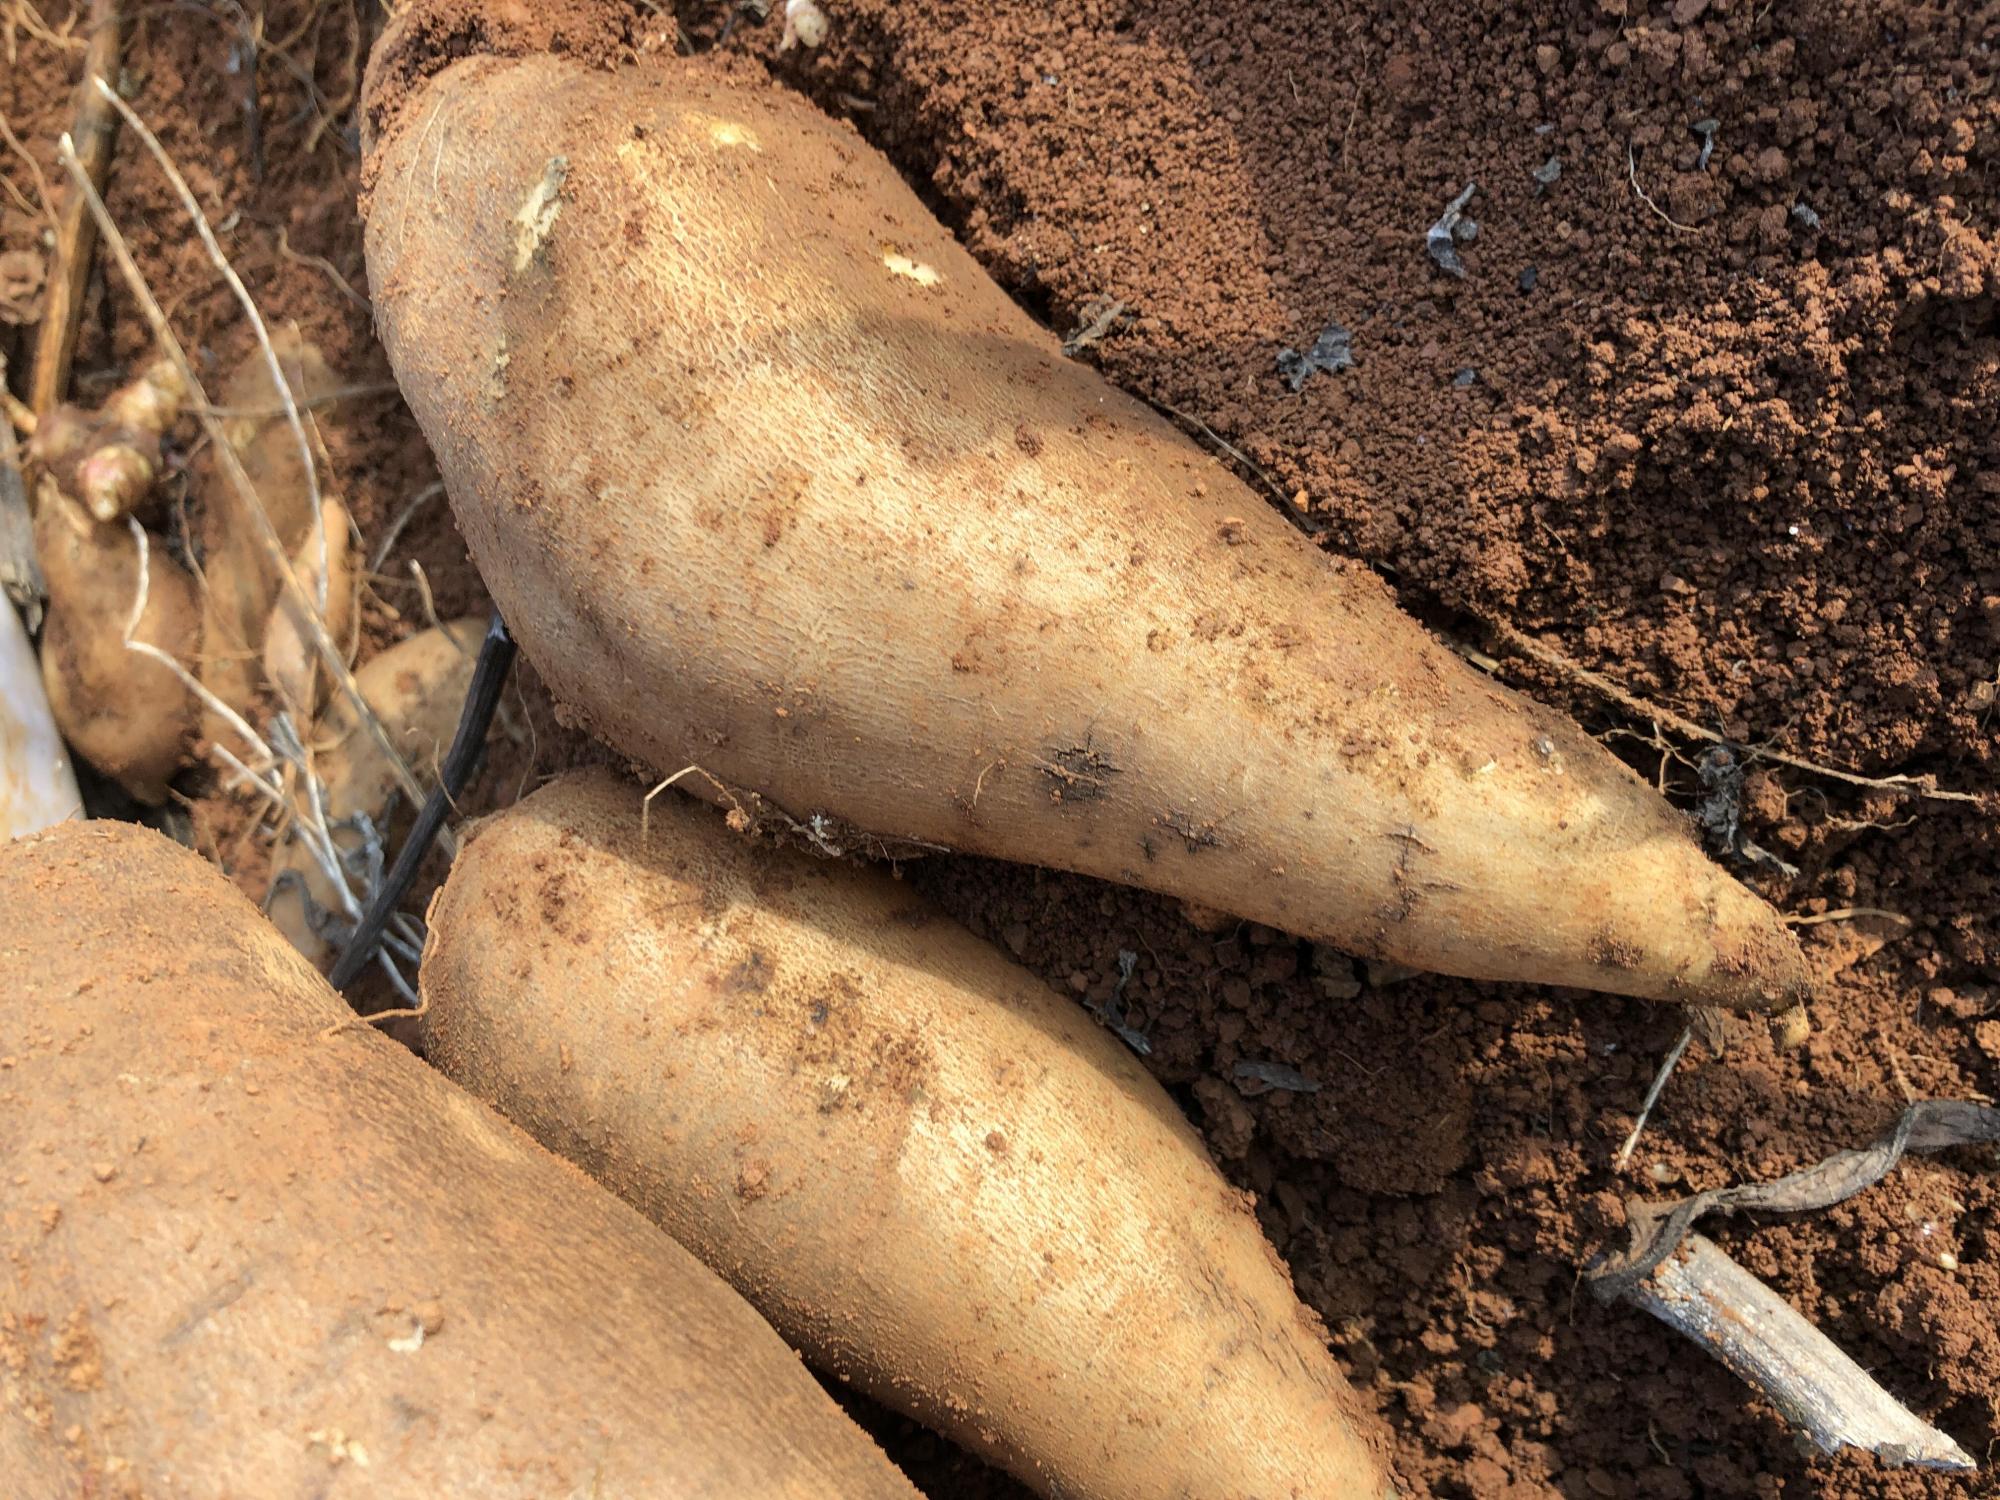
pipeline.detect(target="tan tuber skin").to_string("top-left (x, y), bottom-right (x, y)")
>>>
top-left (364, 50), bottom-right (1807, 1012)
top-left (196, 332), bottom-right (341, 740)
top-left (421, 769), bottom-right (1398, 1500)
top-left (28, 358), bottom-right (198, 802)
top-left (265, 616), bottom-right (485, 966)
top-left (259, 494), bottom-right (359, 721)
top-left (0, 820), bottom-right (922, 1500)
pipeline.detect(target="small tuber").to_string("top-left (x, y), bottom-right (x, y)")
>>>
top-left (265, 616), bottom-right (485, 967)
top-left (28, 357), bottom-right (199, 802)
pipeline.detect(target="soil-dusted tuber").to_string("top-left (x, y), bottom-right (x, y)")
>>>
top-left (265, 615), bottom-right (485, 967)
top-left (0, 819), bottom-right (923, 1500)
top-left (361, 36), bottom-right (1806, 1011)
top-left (420, 769), bottom-right (1397, 1500)
top-left (28, 357), bottom-right (199, 802)
top-left (196, 334), bottom-right (349, 735)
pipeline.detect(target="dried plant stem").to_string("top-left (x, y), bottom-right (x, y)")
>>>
top-left (1626, 142), bottom-right (1703, 236)
top-left (1622, 1234), bottom-right (1973, 1469)
top-left (122, 520), bottom-right (414, 1001)
top-left (1784, 906), bottom-right (1913, 929)
top-left (120, 518), bottom-right (354, 924)
top-left (367, 479), bottom-right (443, 572)
top-left (1614, 1024), bottom-right (1693, 1170)
top-left (95, 81), bottom-right (328, 609)
top-left (0, 108), bottom-right (57, 232)
top-left (29, 0), bottom-right (121, 415)
top-left (1489, 618), bottom-right (1979, 805)
top-left (54, 113), bottom-right (435, 835)
top-left (643, 764), bottom-right (717, 840)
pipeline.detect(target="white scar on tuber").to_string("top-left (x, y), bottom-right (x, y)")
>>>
top-left (779, 0), bottom-right (828, 51)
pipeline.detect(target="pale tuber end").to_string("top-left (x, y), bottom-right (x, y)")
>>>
top-left (1772, 1003), bottom-right (1812, 1051)
top-left (74, 439), bottom-right (160, 523)
top-left (102, 357), bottom-right (189, 437)
top-left (28, 357), bottom-right (186, 523)
top-left (780, 0), bottom-right (829, 51)
top-left (261, 497), bottom-right (358, 721)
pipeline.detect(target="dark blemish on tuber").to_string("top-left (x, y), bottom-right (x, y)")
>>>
top-left (724, 950), bottom-right (775, 993)
top-left (1037, 742), bottom-right (1119, 804)
top-left (1159, 809), bottom-right (1223, 854)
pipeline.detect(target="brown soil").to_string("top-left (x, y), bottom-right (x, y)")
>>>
top-left (5, 1), bottom-right (1997, 1497)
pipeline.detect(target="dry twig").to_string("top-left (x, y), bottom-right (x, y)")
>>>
top-left (1626, 142), bottom-right (1703, 236)
top-left (1614, 1024), bottom-right (1693, 1170)
top-left (28, 0), bottom-right (121, 415)
top-left (1489, 618), bottom-right (1980, 805)
top-left (1618, 1235), bottom-right (1973, 1470)
top-left (368, 479), bottom-right (442, 572)
top-left (1785, 906), bottom-right (1912, 930)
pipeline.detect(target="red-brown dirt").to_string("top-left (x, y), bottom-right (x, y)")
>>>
top-left (4, 1), bottom-right (1996, 1496)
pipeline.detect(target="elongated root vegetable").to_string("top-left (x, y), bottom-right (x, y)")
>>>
top-left (29, 358), bottom-right (198, 802)
top-left (197, 334), bottom-right (345, 736)
top-left (0, 820), bottom-right (921, 1500)
top-left (363, 25), bottom-right (1807, 1010)
top-left (259, 494), bottom-right (358, 720)
top-left (266, 616), bottom-right (484, 966)
top-left (422, 769), bottom-right (1397, 1500)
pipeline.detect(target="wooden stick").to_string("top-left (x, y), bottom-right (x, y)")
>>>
top-left (28, 0), bottom-right (122, 416)
top-left (1489, 618), bottom-right (1980, 805)
top-left (1625, 1235), bottom-right (1973, 1471)
top-left (1613, 1024), bottom-right (1693, 1171)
